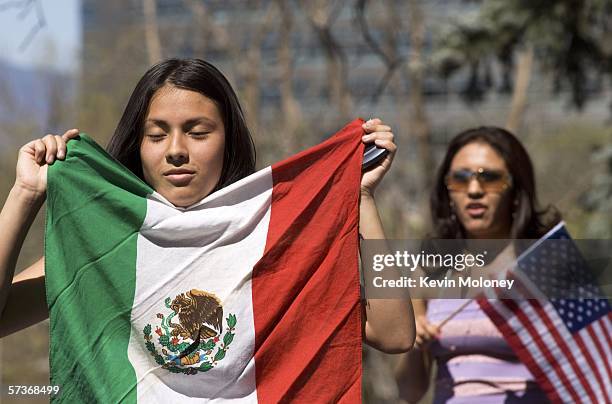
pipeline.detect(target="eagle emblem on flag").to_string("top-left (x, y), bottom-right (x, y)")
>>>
top-left (142, 289), bottom-right (237, 375)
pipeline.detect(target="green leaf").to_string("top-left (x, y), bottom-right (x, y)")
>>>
top-left (154, 355), bottom-right (165, 365)
top-left (145, 341), bottom-right (155, 352)
top-left (199, 362), bottom-right (213, 372)
top-left (223, 332), bottom-right (234, 346)
top-left (143, 324), bottom-right (152, 335)
top-left (214, 349), bottom-right (226, 362)
top-left (164, 297), bottom-right (171, 308)
top-left (227, 314), bottom-right (237, 328)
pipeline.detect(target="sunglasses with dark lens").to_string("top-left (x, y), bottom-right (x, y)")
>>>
top-left (445, 167), bottom-right (512, 192)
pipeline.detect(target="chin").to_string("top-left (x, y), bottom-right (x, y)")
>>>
top-left (463, 220), bottom-right (494, 238)
top-left (165, 193), bottom-right (206, 208)
top-left (157, 183), bottom-right (215, 208)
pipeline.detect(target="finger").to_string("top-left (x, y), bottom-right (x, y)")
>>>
top-left (55, 135), bottom-right (67, 160)
top-left (33, 139), bottom-right (46, 165)
top-left (361, 132), bottom-right (394, 146)
top-left (425, 323), bottom-right (440, 338)
top-left (364, 131), bottom-right (394, 142)
top-left (42, 134), bottom-right (58, 164)
top-left (418, 326), bottom-right (434, 341)
top-left (62, 128), bottom-right (80, 141)
top-left (416, 320), bottom-right (431, 340)
top-left (364, 124), bottom-right (392, 134)
top-left (362, 118), bottom-right (383, 131)
top-left (374, 139), bottom-right (397, 153)
top-left (417, 317), bottom-right (435, 339)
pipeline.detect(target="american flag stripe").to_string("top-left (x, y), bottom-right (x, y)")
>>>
top-left (501, 299), bottom-right (592, 403)
top-left (527, 299), bottom-right (600, 403)
top-left (592, 318), bottom-right (612, 394)
top-left (533, 300), bottom-right (605, 403)
top-left (603, 313), bottom-right (612, 346)
top-left (590, 321), bottom-right (612, 379)
top-left (477, 223), bottom-right (611, 403)
top-left (483, 298), bottom-right (574, 403)
top-left (589, 322), bottom-right (612, 379)
top-left (483, 295), bottom-right (612, 404)
top-left (500, 299), bottom-right (583, 403)
top-left (499, 299), bottom-right (582, 403)
top-left (574, 330), bottom-right (610, 403)
top-left (477, 298), bottom-right (564, 403)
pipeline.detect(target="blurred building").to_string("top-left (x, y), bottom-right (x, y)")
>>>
top-left (79, 1), bottom-right (478, 126)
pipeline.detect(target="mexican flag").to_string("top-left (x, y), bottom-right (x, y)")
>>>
top-left (45, 119), bottom-right (364, 403)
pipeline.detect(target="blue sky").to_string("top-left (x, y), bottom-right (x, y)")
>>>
top-left (0, 0), bottom-right (80, 73)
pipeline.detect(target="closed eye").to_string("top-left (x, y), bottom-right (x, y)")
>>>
top-left (189, 131), bottom-right (210, 137)
top-left (145, 134), bottom-right (166, 142)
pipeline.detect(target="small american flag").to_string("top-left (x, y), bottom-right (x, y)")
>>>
top-left (478, 222), bottom-right (612, 404)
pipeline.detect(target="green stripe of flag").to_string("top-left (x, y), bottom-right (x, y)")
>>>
top-left (45, 134), bottom-right (153, 402)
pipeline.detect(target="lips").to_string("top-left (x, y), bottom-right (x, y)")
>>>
top-left (163, 168), bottom-right (196, 186)
top-left (465, 202), bottom-right (487, 218)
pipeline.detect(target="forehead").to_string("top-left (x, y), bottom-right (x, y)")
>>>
top-left (450, 141), bottom-right (507, 170)
top-left (146, 85), bottom-right (221, 122)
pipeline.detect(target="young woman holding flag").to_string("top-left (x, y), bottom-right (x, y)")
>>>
top-left (395, 126), bottom-right (560, 403)
top-left (0, 59), bottom-right (414, 400)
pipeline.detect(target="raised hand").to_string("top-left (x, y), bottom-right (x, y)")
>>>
top-left (14, 129), bottom-right (80, 201)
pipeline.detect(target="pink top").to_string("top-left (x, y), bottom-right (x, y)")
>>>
top-left (426, 299), bottom-right (550, 403)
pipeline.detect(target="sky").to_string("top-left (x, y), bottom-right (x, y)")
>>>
top-left (0, 0), bottom-right (80, 73)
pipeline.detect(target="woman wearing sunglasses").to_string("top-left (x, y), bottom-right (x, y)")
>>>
top-left (395, 126), bottom-right (560, 403)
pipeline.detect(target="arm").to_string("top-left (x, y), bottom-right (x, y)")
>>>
top-left (395, 299), bottom-right (439, 403)
top-left (360, 119), bottom-right (415, 353)
top-left (0, 129), bottom-right (79, 337)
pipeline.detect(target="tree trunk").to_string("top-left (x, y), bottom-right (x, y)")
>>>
top-left (242, 2), bottom-right (276, 135)
top-left (406, 0), bottom-right (432, 188)
top-left (277, 0), bottom-right (302, 153)
top-left (304, 0), bottom-right (352, 122)
top-left (142, 0), bottom-right (162, 65)
top-left (184, 0), bottom-right (208, 57)
top-left (506, 45), bottom-right (534, 133)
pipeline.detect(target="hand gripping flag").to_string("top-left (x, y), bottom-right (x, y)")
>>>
top-left (45, 119), bottom-right (366, 403)
top-left (478, 223), bottom-right (612, 404)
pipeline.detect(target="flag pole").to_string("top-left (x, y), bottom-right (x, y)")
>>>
top-left (437, 299), bottom-right (473, 329)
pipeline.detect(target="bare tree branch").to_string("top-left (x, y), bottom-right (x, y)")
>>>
top-left (302, 0), bottom-right (352, 121)
top-left (0, 0), bottom-right (31, 12)
top-left (0, 0), bottom-right (46, 52)
top-left (355, 0), bottom-right (404, 104)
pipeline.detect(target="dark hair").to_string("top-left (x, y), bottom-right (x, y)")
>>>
top-left (106, 58), bottom-right (256, 192)
top-left (430, 126), bottom-right (560, 239)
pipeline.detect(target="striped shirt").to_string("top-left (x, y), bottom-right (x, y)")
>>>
top-left (427, 299), bottom-right (550, 403)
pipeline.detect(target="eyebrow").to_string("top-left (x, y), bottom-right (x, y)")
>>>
top-left (144, 117), bottom-right (217, 130)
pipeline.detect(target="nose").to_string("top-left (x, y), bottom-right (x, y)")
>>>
top-left (466, 177), bottom-right (484, 199)
top-left (166, 132), bottom-right (189, 166)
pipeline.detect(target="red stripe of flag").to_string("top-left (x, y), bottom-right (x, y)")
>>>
top-left (527, 300), bottom-right (598, 403)
top-left (573, 331), bottom-right (610, 403)
top-left (586, 324), bottom-right (612, 382)
top-left (603, 313), bottom-right (612, 348)
top-left (477, 298), bottom-right (563, 404)
top-left (501, 299), bottom-right (582, 403)
top-left (252, 119), bottom-right (364, 402)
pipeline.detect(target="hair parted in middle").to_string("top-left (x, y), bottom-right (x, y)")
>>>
top-left (430, 126), bottom-right (560, 239)
top-left (106, 58), bottom-right (256, 193)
